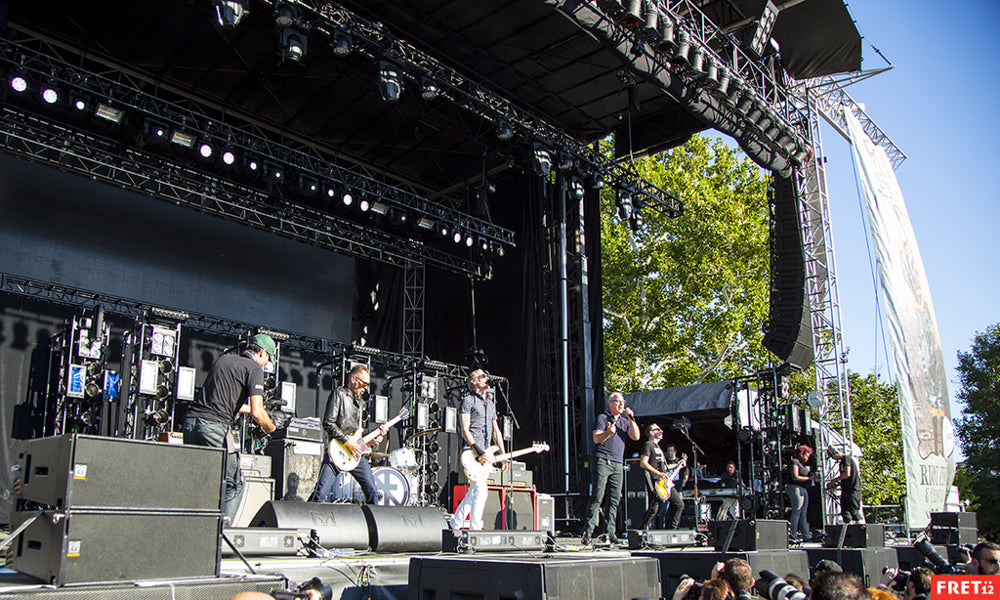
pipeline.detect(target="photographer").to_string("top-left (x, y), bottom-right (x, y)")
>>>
top-left (970, 541), bottom-right (1000, 575)
top-left (905, 568), bottom-right (932, 600)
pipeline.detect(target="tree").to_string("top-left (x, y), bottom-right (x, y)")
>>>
top-left (845, 372), bottom-right (905, 509)
top-left (602, 135), bottom-right (771, 392)
top-left (954, 323), bottom-right (1000, 539)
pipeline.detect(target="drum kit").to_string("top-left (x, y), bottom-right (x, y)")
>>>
top-left (330, 428), bottom-right (439, 506)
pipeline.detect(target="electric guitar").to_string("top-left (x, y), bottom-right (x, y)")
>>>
top-left (655, 453), bottom-right (688, 501)
top-left (328, 408), bottom-right (409, 471)
top-left (461, 442), bottom-right (550, 483)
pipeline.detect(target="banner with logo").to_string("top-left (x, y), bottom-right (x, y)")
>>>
top-left (844, 109), bottom-right (954, 529)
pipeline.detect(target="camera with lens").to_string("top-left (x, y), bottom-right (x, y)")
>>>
top-left (755, 570), bottom-right (807, 600)
top-left (675, 574), bottom-right (704, 600)
top-left (881, 567), bottom-right (911, 592)
top-left (271, 577), bottom-right (333, 600)
top-left (914, 538), bottom-right (965, 574)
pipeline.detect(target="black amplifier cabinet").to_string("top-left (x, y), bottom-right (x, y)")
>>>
top-left (823, 524), bottom-right (886, 548)
top-left (9, 509), bottom-right (221, 585)
top-left (929, 526), bottom-right (977, 545)
top-left (14, 434), bottom-right (224, 511)
top-left (930, 512), bottom-right (977, 530)
top-left (708, 519), bottom-right (787, 551)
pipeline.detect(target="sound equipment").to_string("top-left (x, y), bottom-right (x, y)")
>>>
top-left (232, 475), bottom-right (275, 527)
top-left (929, 526), bottom-right (977, 545)
top-left (264, 439), bottom-right (323, 501)
top-left (635, 549), bottom-right (809, 600)
top-left (362, 505), bottom-right (448, 553)
top-left (708, 519), bottom-right (787, 551)
top-left (453, 485), bottom-right (536, 530)
top-left (459, 443), bottom-right (548, 483)
top-left (14, 434), bottom-right (224, 511)
top-left (249, 501), bottom-right (369, 550)
top-left (0, 573), bottom-right (287, 600)
top-left (823, 524), bottom-right (885, 548)
top-left (271, 417), bottom-right (324, 442)
top-left (458, 459), bottom-right (536, 487)
top-left (239, 453), bottom-right (273, 478)
top-left (221, 527), bottom-right (305, 557)
top-left (536, 493), bottom-right (555, 532)
top-left (805, 547), bottom-right (897, 587)
top-left (328, 408), bottom-right (409, 471)
top-left (409, 555), bottom-right (661, 600)
top-left (442, 529), bottom-right (547, 553)
top-left (627, 528), bottom-right (698, 549)
top-left (930, 511), bottom-right (977, 530)
top-left (689, 488), bottom-right (740, 498)
top-left (9, 509), bottom-right (221, 585)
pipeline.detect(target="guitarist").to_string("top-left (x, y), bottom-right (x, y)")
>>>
top-left (660, 443), bottom-right (689, 529)
top-left (638, 423), bottom-right (673, 530)
top-left (448, 368), bottom-right (507, 531)
top-left (309, 364), bottom-right (387, 504)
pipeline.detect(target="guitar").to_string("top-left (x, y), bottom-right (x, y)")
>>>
top-left (328, 408), bottom-right (410, 471)
top-left (461, 442), bottom-right (550, 483)
top-left (655, 453), bottom-right (688, 501)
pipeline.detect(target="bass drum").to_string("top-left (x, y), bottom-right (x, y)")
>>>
top-left (372, 466), bottom-right (410, 507)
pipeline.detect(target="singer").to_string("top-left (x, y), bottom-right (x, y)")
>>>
top-left (580, 392), bottom-right (640, 545)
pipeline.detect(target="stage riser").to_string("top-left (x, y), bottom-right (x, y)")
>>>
top-left (408, 556), bottom-right (661, 600)
top-left (635, 549), bottom-right (809, 600)
top-left (805, 547), bottom-right (897, 587)
top-left (0, 576), bottom-right (285, 599)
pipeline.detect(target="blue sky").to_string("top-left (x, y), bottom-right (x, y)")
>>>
top-left (820, 0), bottom-right (1000, 433)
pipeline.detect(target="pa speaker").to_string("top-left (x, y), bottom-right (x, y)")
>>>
top-left (708, 519), bottom-right (787, 551)
top-left (362, 505), bottom-right (448, 553)
top-left (823, 524), bottom-right (885, 548)
top-left (249, 501), bottom-right (368, 550)
top-left (806, 547), bottom-right (896, 587)
top-left (930, 511), bottom-right (977, 530)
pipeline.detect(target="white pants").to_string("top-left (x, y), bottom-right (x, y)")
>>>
top-left (451, 478), bottom-right (489, 530)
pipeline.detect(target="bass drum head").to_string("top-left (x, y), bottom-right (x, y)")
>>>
top-left (372, 466), bottom-right (410, 506)
top-left (331, 470), bottom-right (364, 503)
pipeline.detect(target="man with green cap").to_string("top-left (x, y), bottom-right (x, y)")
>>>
top-left (182, 333), bottom-right (277, 522)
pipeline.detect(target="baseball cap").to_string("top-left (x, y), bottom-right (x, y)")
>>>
top-left (250, 333), bottom-right (276, 357)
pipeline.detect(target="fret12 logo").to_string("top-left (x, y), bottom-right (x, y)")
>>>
top-left (932, 575), bottom-right (999, 599)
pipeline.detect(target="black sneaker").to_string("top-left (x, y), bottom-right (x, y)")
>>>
top-left (608, 533), bottom-right (622, 545)
top-left (581, 531), bottom-right (592, 546)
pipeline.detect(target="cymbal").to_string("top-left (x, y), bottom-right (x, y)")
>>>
top-left (407, 427), bottom-right (440, 440)
top-left (369, 451), bottom-right (390, 460)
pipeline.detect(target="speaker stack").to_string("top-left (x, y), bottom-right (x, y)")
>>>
top-left (8, 434), bottom-right (224, 585)
top-left (452, 485), bottom-right (537, 530)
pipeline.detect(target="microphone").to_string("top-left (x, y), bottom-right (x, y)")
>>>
top-left (485, 373), bottom-right (506, 384)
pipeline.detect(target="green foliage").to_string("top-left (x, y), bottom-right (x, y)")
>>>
top-left (845, 372), bottom-right (905, 507)
top-left (954, 323), bottom-right (1000, 538)
top-left (601, 135), bottom-right (771, 392)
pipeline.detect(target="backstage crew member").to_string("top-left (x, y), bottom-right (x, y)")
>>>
top-left (825, 445), bottom-right (864, 523)
top-left (310, 364), bottom-right (386, 504)
top-left (580, 392), bottom-right (640, 545)
top-left (638, 423), bottom-right (673, 530)
top-left (182, 333), bottom-right (277, 523)
top-left (786, 444), bottom-right (817, 543)
top-left (449, 368), bottom-right (507, 530)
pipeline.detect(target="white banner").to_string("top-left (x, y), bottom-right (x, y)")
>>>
top-left (844, 109), bottom-right (954, 529)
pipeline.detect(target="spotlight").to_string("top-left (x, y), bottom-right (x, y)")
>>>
top-left (704, 59), bottom-right (720, 88)
top-left (748, 0), bottom-right (779, 57)
top-left (342, 190), bottom-right (354, 206)
top-left (297, 173), bottom-right (319, 196)
top-left (671, 31), bottom-right (691, 66)
top-left (359, 197), bottom-right (370, 212)
top-left (465, 233), bottom-right (474, 247)
top-left (222, 150), bottom-right (236, 165)
top-left (453, 230), bottom-right (463, 244)
top-left (643, 1), bottom-right (659, 34)
top-left (531, 142), bottom-right (552, 177)
top-left (378, 59), bottom-right (403, 102)
top-left (497, 118), bottom-right (514, 141)
top-left (324, 184), bottom-right (336, 199)
top-left (656, 15), bottom-right (676, 51)
top-left (70, 91), bottom-right (91, 112)
top-left (388, 207), bottom-right (408, 226)
top-left (275, 2), bottom-right (308, 63)
top-left (714, 66), bottom-right (731, 97)
top-left (591, 171), bottom-right (606, 189)
top-left (622, 0), bottom-right (643, 26)
top-left (689, 46), bottom-right (704, 74)
top-left (629, 211), bottom-right (644, 233)
top-left (214, 0), bottom-right (248, 28)
top-left (95, 103), bottom-right (124, 124)
top-left (41, 85), bottom-right (59, 104)
top-left (556, 150), bottom-right (574, 171)
top-left (417, 217), bottom-right (435, 231)
top-left (145, 119), bottom-right (168, 140)
top-left (244, 154), bottom-right (261, 173)
top-left (420, 76), bottom-right (440, 101)
top-left (199, 143), bottom-right (213, 158)
top-left (170, 130), bottom-right (197, 149)
top-left (569, 178), bottom-right (585, 201)
top-left (332, 30), bottom-right (353, 57)
top-left (437, 222), bottom-right (450, 238)
top-left (478, 237), bottom-right (488, 252)
top-left (616, 187), bottom-right (634, 221)
top-left (370, 202), bottom-right (389, 216)
top-left (9, 75), bottom-right (28, 93)
top-left (262, 161), bottom-right (283, 181)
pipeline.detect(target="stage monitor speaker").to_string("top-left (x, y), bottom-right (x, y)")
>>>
top-left (806, 547), bottom-right (897, 587)
top-left (409, 555), bottom-right (661, 600)
top-left (232, 476), bottom-right (275, 528)
top-left (536, 493), bottom-right (555, 533)
top-left (930, 511), bottom-right (977, 530)
top-left (929, 526), bottom-right (977, 545)
top-left (823, 524), bottom-right (885, 548)
top-left (635, 549), bottom-right (809, 600)
top-left (442, 529), bottom-right (547, 553)
top-left (762, 173), bottom-right (814, 370)
top-left (14, 434), bottom-right (224, 511)
top-left (249, 501), bottom-right (369, 550)
top-left (361, 505), bottom-right (448, 553)
top-left (10, 509), bottom-right (220, 585)
top-left (708, 519), bottom-right (787, 551)
top-left (222, 527), bottom-right (305, 557)
top-left (264, 440), bottom-right (323, 502)
top-left (628, 528), bottom-right (698, 549)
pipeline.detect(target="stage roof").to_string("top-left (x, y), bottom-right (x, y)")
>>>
top-left (5, 0), bottom-right (861, 204)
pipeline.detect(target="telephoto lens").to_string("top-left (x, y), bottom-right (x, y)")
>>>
top-left (881, 567), bottom-right (911, 592)
top-left (755, 570), bottom-right (807, 600)
top-left (914, 538), bottom-right (962, 574)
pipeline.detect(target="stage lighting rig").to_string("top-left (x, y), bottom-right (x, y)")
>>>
top-left (331, 30), bottom-right (353, 57)
top-left (215, 0), bottom-right (248, 28)
top-left (275, 2), bottom-right (310, 63)
top-left (378, 57), bottom-right (404, 102)
top-left (748, 0), bottom-right (779, 58)
top-left (49, 308), bottom-right (113, 435)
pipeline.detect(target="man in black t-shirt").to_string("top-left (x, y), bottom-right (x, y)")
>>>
top-left (182, 333), bottom-right (277, 523)
top-left (638, 423), bottom-right (672, 530)
top-left (580, 392), bottom-right (640, 545)
top-left (825, 446), bottom-right (863, 523)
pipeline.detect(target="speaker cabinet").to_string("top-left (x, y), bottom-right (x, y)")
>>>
top-left (10, 509), bottom-right (220, 585)
top-left (930, 512), bottom-right (977, 530)
top-left (264, 439), bottom-right (323, 502)
top-left (249, 501), bottom-right (369, 550)
top-left (536, 493), bottom-right (555, 533)
top-left (14, 434), bottom-right (224, 511)
top-left (823, 524), bottom-right (885, 548)
top-left (362, 505), bottom-right (448, 553)
top-left (929, 526), bottom-right (977, 545)
top-left (453, 485), bottom-right (536, 530)
top-left (805, 547), bottom-right (897, 587)
top-left (708, 519), bottom-right (787, 551)
top-left (232, 475), bottom-right (275, 527)
top-left (222, 527), bottom-right (304, 557)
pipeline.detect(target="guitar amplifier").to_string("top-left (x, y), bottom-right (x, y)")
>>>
top-left (239, 453), bottom-right (272, 478)
top-left (271, 417), bottom-right (323, 443)
top-left (458, 460), bottom-right (534, 487)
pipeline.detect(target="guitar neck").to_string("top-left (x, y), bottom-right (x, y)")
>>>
top-left (360, 413), bottom-right (405, 444)
top-left (494, 446), bottom-right (545, 463)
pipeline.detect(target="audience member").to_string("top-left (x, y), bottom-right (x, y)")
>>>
top-left (904, 568), bottom-right (931, 600)
top-left (722, 558), bottom-right (759, 599)
top-left (784, 573), bottom-right (809, 594)
top-left (811, 571), bottom-right (871, 600)
top-left (700, 578), bottom-right (732, 600)
top-left (971, 541), bottom-right (1000, 575)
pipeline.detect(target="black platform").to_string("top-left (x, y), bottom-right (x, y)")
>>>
top-left (804, 547), bottom-right (897, 587)
top-left (634, 548), bottom-right (810, 599)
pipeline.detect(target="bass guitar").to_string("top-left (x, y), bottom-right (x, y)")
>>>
top-left (655, 453), bottom-right (688, 501)
top-left (328, 407), bottom-right (409, 471)
top-left (461, 442), bottom-right (550, 483)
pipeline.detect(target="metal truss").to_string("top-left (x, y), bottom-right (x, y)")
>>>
top-left (0, 39), bottom-right (514, 262)
top-left (402, 263), bottom-right (426, 359)
top-left (0, 104), bottom-right (499, 280)
top-left (293, 0), bottom-right (683, 218)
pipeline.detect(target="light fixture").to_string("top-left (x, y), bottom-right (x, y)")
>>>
top-left (713, 67), bottom-right (731, 97)
top-left (622, 0), bottom-right (643, 26)
top-left (643, 1), bottom-right (659, 34)
top-left (496, 118), bottom-right (514, 141)
top-left (388, 207), bottom-right (408, 226)
top-left (378, 59), bottom-right (403, 102)
top-left (437, 222), bottom-right (450, 238)
top-left (359, 197), bottom-right (370, 212)
top-left (591, 171), bottom-right (606, 189)
top-left (297, 173), bottom-right (319, 195)
top-left (199, 143), bottom-right (213, 158)
top-left (452, 230), bottom-right (463, 244)
top-left (569, 178), bottom-right (585, 201)
top-left (671, 30), bottom-right (691, 66)
top-left (41, 84), bottom-right (59, 104)
top-left (9, 74), bottom-right (28, 93)
top-left (477, 237), bottom-right (488, 252)
top-left (145, 119), bottom-right (168, 140)
top-left (262, 161), bottom-right (283, 181)
top-left (370, 201), bottom-right (389, 216)
top-left (170, 130), bottom-right (197, 149)
top-left (70, 91), bottom-right (91, 112)
top-left (704, 59), bottom-right (720, 88)
top-left (464, 233), bottom-right (474, 247)
top-left (222, 150), bottom-right (236, 165)
top-left (531, 142), bottom-right (552, 177)
top-left (332, 30), bottom-right (352, 57)
top-left (689, 46), bottom-right (704, 74)
top-left (342, 190), bottom-right (354, 206)
top-left (420, 76), bottom-right (439, 101)
top-left (244, 154), bottom-right (261, 173)
top-left (748, 0), bottom-right (779, 57)
top-left (556, 150), bottom-right (574, 171)
top-left (629, 211), bottom-right (644, 233)
top-left (214, 0), bottom-right (248, 28)
top-left (616, 187), bottom-right (634, 221)
top-left (275, 2), bottom-right (308, 63)
top-left (95, 103), bottom-right (124, 124)
top-left (656, 15), bottom-right (676, 51)
top-left (417, 217), bottom-right (435, 231)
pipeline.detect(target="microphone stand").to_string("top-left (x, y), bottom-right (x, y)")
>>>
top-left (678, 425), bottom-right (704, 528)
top-left (493, 380), bottom-right (519, 530)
